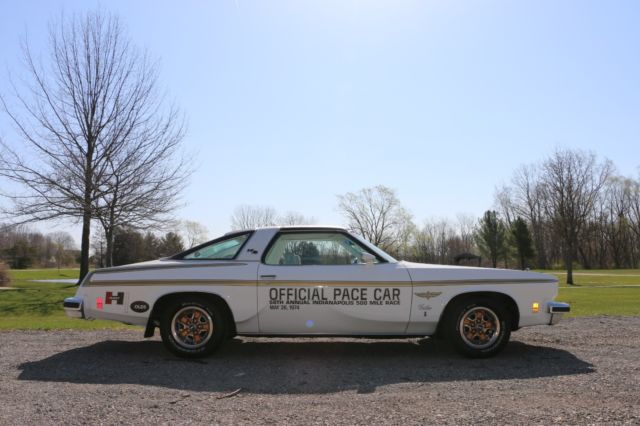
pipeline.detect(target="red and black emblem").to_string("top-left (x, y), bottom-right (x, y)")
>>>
top-left (105, 291), bottom-right (124, 305)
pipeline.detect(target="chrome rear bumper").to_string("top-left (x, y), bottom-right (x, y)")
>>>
top-left (63, 297), bottom-right (84, 318)
top-left (547, 301), bottom-right (570, 325)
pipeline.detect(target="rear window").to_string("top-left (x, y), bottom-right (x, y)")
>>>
top-left (181, 233), bottom-right (250, 260)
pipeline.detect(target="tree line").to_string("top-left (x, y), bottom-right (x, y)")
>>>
top-left (332, 149), bottom-right (638, 284)
top-left (495, 149), bottom-right (636, 284)
top-left (91, 220), bottom-right (209, 267)
top-left (0, 219), bottom-right (209, 269)
top-left (0, 225), bottom-right (76, 269)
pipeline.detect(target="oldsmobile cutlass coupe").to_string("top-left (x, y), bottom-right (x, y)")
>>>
top-left (64, 226), bottom-right (570, 358)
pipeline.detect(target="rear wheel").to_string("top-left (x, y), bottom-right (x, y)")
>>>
top-left (443, 297), bottom-right (511, 358)
top-left (160, 296), bottom-right (227, 358)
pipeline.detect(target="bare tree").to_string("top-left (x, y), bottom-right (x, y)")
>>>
top-left (278, 211), bottom-right (315, 226)
top-left (94, 112), bottom-right (188, 267)
top-left (230, 205), bottom-right (278, 231)
top-left (91, 226), bottom-right (107, 268)
top-left (494, 185), bottom-right (516, 227)
top-left (456, 213), bottom-right (477, 254)
top-left (337, 185), bottom-right (414, 252)
top-left (629, 178), bottom-right (640, 253)
top-left (600, 176), bottom-right (635, 268)
top-left (411, 218), bottom-right (465, 264)
top-left (0, 11), bottom-right (184, 281)
top-left (541, 149), bottom-right (613, 284)
top-left (181, 220), bottom-right (209, 248)
top-left (511, 164), bottom-right (550, 269)
top-left (48, 231), bottom-right (75, 270)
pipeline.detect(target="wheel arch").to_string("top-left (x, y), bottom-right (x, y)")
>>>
top-left (144, 291), bottom-right (237, 339)
top-left (436, 291), bottom-right (520, 337)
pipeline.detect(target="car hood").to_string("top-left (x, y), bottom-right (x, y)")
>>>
top-left (399, 261), bottom-right (557, 284)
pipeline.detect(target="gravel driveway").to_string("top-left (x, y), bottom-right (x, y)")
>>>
top-left (1, 317), bottom-right (639, 425)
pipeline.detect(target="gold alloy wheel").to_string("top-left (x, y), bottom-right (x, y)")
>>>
top-left (171, 306), bottom-right (214, 349)
top-left (459, 306), bottom-right (501, 349)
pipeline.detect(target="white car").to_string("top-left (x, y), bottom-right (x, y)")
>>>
top-left (64, 226), bottom-right (570, 358)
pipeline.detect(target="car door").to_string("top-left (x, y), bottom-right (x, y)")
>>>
top-left (257, 230), bottom-right (412, 334)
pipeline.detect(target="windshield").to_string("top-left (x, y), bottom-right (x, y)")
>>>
top-left (350, 233), bottom-right (397, 263)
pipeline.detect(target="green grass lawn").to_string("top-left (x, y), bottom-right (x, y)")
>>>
top-left (546, 269), bottom-right (640, 287)
top-left (545, 268), bottom-right (640, 317)
top-left (0, 269), bottom-right (136, 330)
top-left (1, 267), bottom-right (639, 330)
top-left (556, 287), bottom-right (639, 317)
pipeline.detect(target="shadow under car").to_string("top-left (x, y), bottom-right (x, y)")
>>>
top-left (17, 337), bottom-right (594, 395)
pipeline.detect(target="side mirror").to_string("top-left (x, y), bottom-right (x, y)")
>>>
top-left (361, 253), bottom-right (376, 264)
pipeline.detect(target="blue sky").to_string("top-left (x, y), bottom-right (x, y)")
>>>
top-left (1, 1), bottom-right (639, 242)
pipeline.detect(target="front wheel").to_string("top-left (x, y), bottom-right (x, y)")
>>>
top-left (159, 296), bottom-right (227, 358)
top-left (443, 297), bottom-right (512, 358)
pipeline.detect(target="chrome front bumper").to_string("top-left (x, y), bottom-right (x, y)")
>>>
top-left (547, 301), bottom-right (570, 325)
top-left (63, 297), bottom-right (84, 318)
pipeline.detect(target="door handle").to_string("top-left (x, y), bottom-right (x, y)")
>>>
top-left (260, 275), bottom-right (277, 279)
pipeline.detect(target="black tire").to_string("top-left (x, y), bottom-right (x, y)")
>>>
top-left (443, 296), bottom-right (512, 358)
top-left (159, 296), bottom-right (227, 358)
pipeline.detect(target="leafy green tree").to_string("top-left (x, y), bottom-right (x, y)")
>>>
top-left (510, 217), bottom-right (535, 270)
top-left (158, 232), bottom-right (185, 257)
top-left (475, 210), bottom-right (507, 268)
top-left (142, 232), bottom-right (161, 259)
top-left (112, 228), bottom-right (146, 266)
top-left (6, 239), bottom-right (35, 269)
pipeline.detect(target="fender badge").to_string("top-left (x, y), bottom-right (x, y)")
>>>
top-left (130, 301), bottom-right (150, 313)
top-left (414, 291), bottom-right (442, 300)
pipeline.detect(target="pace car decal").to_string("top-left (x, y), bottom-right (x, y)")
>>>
top-left (268, 286), bottom-right (401, 310)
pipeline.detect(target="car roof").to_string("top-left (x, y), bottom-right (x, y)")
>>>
top-left (225, 225), bottom-right (347, 235)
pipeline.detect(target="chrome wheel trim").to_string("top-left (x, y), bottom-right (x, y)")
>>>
top-left (459, 306), bottom-right (501, 349)
top-left (171, 306), bottom-right (214, 349)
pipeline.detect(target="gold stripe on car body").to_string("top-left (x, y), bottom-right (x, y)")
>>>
top-left (85, 279), bottom-right (406, 287)
top-left (258, 280), bottom-right (412, 287)
top-left (411, 278), bottom-right (557, 285)
top-left (84, 277), bottom-right (554, 287)
top-left (90, 262), bottom-right (247, 275)
top-left (85, 279), bottom-right (257, 287)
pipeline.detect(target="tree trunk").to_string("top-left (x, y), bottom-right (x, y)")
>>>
top-left (78, 143), bottom-right (94, 284)
top-left (105, 227), bottom-right (114, 267)
top-left (565, 247), bottom-right (574, 285)
top-left (78, 209), bottom-right (91, 284)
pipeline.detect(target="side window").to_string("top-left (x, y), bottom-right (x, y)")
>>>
top-left (182, 234), bottom-right (250, 260)
top-left (264, 232), bottom-right (380, 266)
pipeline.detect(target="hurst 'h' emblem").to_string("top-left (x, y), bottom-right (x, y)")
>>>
top-left (105, 292), bottom-right (124, 305)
